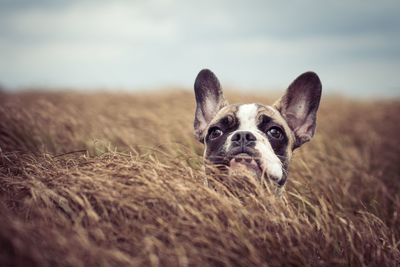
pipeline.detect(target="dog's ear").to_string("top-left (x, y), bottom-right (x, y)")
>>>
top-left (274, 72), bottom-right (322, 149)
top-left (194, 69), bottom-right (227, 142)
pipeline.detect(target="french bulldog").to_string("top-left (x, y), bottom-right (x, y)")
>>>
top-left (193, 69), bottom-right (322, 187)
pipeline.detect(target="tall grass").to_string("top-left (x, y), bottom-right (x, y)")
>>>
top-left (0, 90), bottom-right (399, 266)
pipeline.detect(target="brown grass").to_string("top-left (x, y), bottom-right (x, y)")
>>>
top-left (0, 90), bottom-right (399, 267)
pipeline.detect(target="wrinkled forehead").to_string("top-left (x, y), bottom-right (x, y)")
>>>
top-left (210, 103), bottom-right (288, 127)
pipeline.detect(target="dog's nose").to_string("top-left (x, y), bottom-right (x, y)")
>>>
top-left (231, 131), bottom-right (256, 147)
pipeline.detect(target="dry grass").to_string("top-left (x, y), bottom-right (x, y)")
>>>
top-left (0, 90), bottom-right (399, 267)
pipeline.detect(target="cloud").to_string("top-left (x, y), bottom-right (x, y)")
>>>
top-left (0, 0), bottom-right (399, 96)
top-left (0, 1), bottom-right (178, 43)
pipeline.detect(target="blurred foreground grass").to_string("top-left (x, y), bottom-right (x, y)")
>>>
top-left (0, 90), bottom-right (399, 266)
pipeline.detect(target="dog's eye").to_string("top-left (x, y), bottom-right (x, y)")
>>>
top-left (209, 128), bottom-right (223, 140)
top-left (267, 127), bottom-right (283, 140)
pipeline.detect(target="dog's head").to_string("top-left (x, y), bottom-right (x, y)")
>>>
top-left (193, 69), bottom-right (322, 186)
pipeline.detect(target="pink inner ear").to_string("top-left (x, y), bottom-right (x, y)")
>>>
top-left (275, 72), bottom-right (321, 148)
top-left (194, 69), bottom-right (227, 142)
top-left (284, 109), bottom-right (317, 148)
top-left (203, 95), bottom-right (220, 122)
top-left (295, 116), bottom-right (315, 142)
top-left (194, 93), bottom-right (227, 142)
top-left (284, 113), bottom-right (304, 131)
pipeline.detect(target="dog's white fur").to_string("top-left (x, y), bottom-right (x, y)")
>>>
top-left (225, 104), bottom-right (283, 182)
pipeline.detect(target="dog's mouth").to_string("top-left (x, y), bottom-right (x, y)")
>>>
top-left (207, 148), bottom-right (284, 185)
top-left (228, 153), bottom-right (263, 177)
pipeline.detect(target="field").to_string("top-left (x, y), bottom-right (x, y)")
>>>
top-left (0, 89), bottom-right (399, 267)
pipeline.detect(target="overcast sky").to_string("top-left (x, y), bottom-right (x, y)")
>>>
top-left (0, 0), bottom-right (399, 97)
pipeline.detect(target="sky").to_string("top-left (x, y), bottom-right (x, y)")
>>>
top-left (0, 0), bottom-right (399, 97)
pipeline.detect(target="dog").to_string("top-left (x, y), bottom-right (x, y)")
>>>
top-left (193, 69), bottom-right (322, 187)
